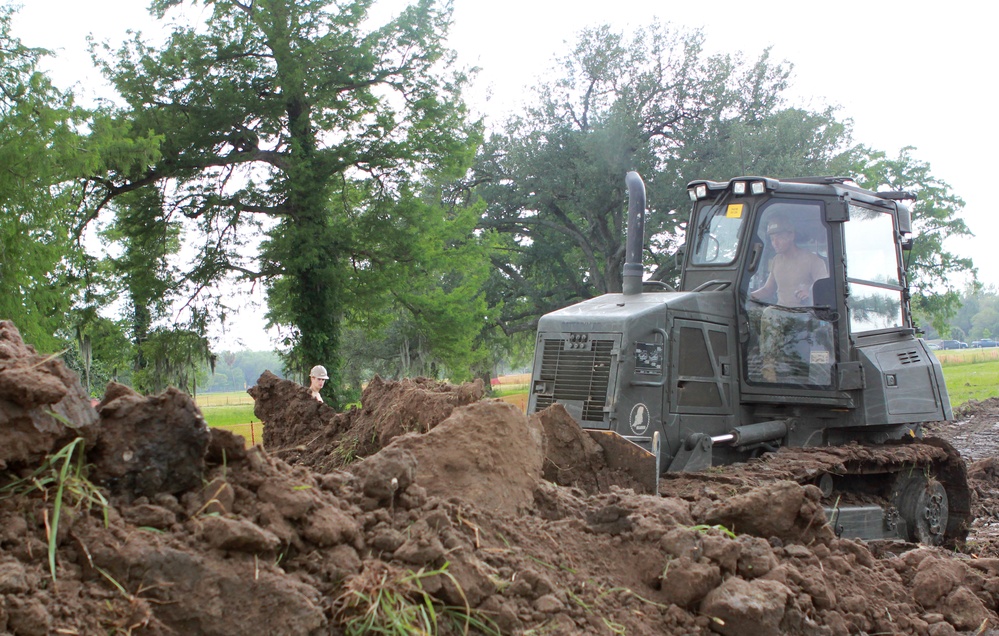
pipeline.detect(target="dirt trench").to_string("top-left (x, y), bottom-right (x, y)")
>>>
top-left (3, 318), bottom-right (999, 634)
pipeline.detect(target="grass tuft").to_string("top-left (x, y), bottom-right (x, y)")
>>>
top-left (333, 561), bottom-right (500, 636)
top-left (0, 435), bottom-right (108, 581)
top-left (689, 523), bottom-right (737, 539)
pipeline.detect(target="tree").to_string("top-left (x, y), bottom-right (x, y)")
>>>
top-left (338, 181), bottom-right (494, 390)
top-left (473, 22), bottom-right (849, 334)
top-left (0, 6), bottom-right (86, 351)
top-left (65, 315), bottom-right (134, 396)
top-left (90, 0), bottom-right (479, 406)
top-left (132, 328), bottom-right (214, 396)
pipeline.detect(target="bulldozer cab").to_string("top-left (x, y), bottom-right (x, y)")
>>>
top-left (683, 177), bottom-right (914, 401)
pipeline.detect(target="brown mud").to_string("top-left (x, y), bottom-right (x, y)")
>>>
top-left (3, 318), bottom-right (999, 634)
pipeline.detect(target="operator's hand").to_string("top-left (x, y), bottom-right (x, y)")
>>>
top-left (794, 287), bottom-right (810, 303)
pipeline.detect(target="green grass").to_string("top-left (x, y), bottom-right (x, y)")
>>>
top-left (196, 391), bottom-right (254, 407)
top-left (938, 349), bottom-right (999, 407)
top-left (491, 384), bottom-right (527, 397)
top-left (199, 403), bottom-right (260, 427)
top-left (195, 392), bottom-right (262, 445)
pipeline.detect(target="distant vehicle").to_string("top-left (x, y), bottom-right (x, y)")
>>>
top-left (939, 340), bottom-right (967, 350)
top-left (972, 339), bottom-right (998, 348)
top-left (927, 342), bottom-right (941, 350)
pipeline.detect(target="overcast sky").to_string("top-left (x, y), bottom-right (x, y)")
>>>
top-left (9, 0), bottom-right (997, 350)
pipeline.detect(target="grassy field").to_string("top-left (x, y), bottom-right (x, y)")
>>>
top-left (195, 391), bottom-right (262, 444)
top-left (937, 348), bottom-right (999, 406)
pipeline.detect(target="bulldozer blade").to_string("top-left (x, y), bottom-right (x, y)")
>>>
top-left (586, 430), bottom-right (658, 495)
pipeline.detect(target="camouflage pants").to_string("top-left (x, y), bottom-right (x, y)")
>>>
top-left (758, 307), bottom-right (833, 385)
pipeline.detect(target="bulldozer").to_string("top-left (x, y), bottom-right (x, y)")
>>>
top-left (527, 172), bottom-right (970, 546)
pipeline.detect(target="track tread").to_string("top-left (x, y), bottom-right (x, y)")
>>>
top-left (659, 437), bottom-right (971, 546)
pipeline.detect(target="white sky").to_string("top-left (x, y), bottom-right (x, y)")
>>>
top-left (10, 0), bottom-right (997, 350)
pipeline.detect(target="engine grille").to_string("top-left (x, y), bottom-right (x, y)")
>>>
top-left (533, 338), bottom-right (614, 422)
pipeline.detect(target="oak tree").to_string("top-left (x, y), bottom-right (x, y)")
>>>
top-left (91, 0), bottom-right (479, 405)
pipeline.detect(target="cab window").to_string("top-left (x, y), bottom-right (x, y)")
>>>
top-left (690, 201), bottom-right (746, 265)
top-left (844, 205), bottom-right (904, 333)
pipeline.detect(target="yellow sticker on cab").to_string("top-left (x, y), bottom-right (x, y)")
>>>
top-left (726, 204), bottom-right (744, 218)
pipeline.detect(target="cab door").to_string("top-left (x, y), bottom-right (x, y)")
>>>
top-left (740, 199), bottom-right (839, 392)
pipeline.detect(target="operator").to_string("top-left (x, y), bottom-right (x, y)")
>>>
top-left (308, 365), bottom-right (328, 402)
top-left (749, 216), bottom-right (829, 383)
top-left (750, 216), bottom-right (827, 306)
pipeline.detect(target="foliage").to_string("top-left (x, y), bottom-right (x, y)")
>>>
top-left (337, 185), bottom-right (494, 386)
top-left (201, 350), bottom-right (287, 392)
top-left (63, 316), bottom-right (135, 396)
top-left (0, 2), bottom-right (160, 362)
top-left (472, 22), bottom-right (852, 333)
top-left (132, 328), bottom-right (215, 396)
top-left (98, 186), bottom-right (183, 371)
top-left (926, 285), bottom-right (999, 344)
top-left (90, 0), bottom-right (482, 407)
top-left (841, 146), bottom-right (974, 332)
top-left (0, 7), bottom-right (86, 351)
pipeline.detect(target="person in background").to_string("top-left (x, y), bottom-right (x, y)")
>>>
top-left (309, 365), bottom-right (328, 402)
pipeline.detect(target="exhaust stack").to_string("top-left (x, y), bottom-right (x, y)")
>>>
top-left (623, 171), bottom-right (646, 296)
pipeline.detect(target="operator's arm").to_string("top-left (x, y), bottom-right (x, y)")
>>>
top-left (750, 272), bottom-right (776, 302)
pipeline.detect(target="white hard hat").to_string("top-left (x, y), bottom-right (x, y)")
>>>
top-left (310, 365), bottom-right (329, 380)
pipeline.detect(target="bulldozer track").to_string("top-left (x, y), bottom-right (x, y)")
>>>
top-left (658, 436), bottom-right (971, 546)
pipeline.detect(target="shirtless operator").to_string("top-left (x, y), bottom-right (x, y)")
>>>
top-left (749, 215), bottom-right (829, 382)
top-left (750, 216), bottom-right (827, 306)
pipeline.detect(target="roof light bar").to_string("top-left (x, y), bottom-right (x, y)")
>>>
top-left (687, 184), bottom-right (707, 201)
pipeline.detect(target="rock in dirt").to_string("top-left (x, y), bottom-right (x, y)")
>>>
top-left (700, 480), bottom-right (835, 545)
top-left (88, 382), bottom-right (211, 501)
top-left (700, 576), bottom-right (792, 636)
top-left (536, 403), bottom-right (656, 495)
top-left (0, 320), bottom-right (99, 469)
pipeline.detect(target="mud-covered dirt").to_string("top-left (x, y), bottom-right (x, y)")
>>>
top-left (4, 317), bottom-right (999, 635)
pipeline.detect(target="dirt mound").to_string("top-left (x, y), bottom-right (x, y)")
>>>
top-left (955, 397), bottom-right (999, 420)
top-left (249, 372), bottom-right (485, 472)
top-left (0, 321), bottom-right (100, 469)
top-left (4, 318), bottom-right (999, 634)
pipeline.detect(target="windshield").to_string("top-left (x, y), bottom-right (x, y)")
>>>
top-left (690, 201), bottom-right (746, 265)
